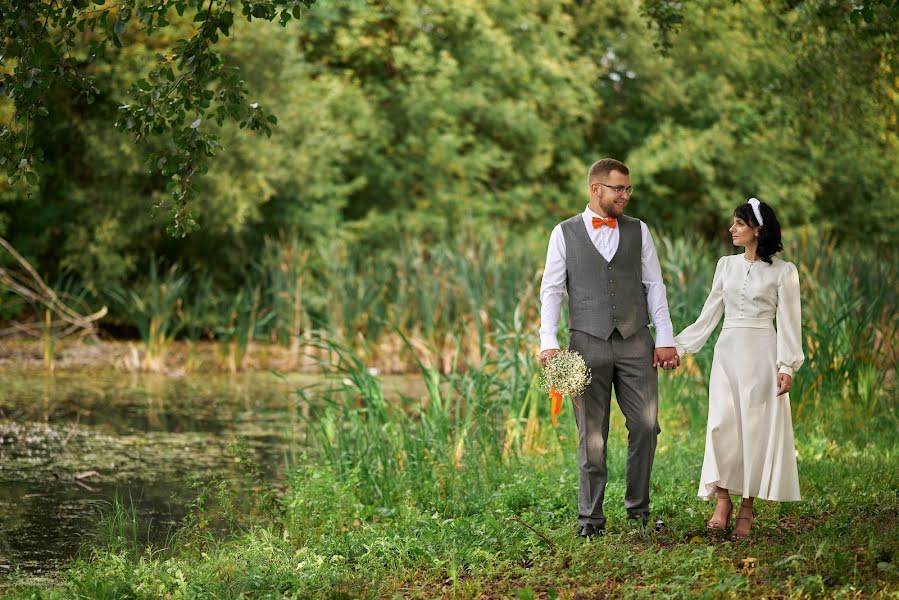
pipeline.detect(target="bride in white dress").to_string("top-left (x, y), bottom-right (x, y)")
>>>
top-left (674, 198), bottom-right (804, 540)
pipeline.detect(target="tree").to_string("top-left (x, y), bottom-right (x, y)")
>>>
top-left (1, 0), bottom-right (314, 236)
top-left (1, 0), bottom-right (895, 311)
top-left (624, 0), bottom-right (899, 244)
top-left (641, 0), bottom-right (899, 51)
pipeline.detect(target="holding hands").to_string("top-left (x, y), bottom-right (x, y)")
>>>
top-left (543, 346), bottom-right (680, 370)
top-left (654, 347), bottom-right (680, 370)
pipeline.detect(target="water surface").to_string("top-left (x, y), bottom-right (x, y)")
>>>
top-left (0, 369), bottom-right (420, 585)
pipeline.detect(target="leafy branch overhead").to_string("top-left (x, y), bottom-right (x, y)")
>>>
top-left (640, 0), bottom-right (898, 51)
top-left (0, 0), bottom-right (314, 236)
top-left (1, 0), bottom-right (895, 237)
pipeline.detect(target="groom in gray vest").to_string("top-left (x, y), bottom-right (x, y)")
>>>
top-left (539, 158), bottom-right (679, 538)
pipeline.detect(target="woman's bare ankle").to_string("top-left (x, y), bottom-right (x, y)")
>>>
top-left (707, 487), bottom-right (734, 529)
top-left (732, 498), bottom-right (755, 539)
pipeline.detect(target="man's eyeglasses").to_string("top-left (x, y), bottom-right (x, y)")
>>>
top-left (597, 182), bottom-right (633, 196)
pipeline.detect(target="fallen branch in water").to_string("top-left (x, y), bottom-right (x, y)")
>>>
top-left (0, 236), bottom-right (107, 338)
top-left (73, 479), bottom-right (98, 492)
top-left (51, 470), bottom-right (102, 492)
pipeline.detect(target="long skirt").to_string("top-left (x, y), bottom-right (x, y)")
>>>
top-left (698, 326), bottom-right (801, 501)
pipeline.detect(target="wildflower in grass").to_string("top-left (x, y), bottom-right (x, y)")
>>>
top-left (540, 350), bottom-right (591, 427)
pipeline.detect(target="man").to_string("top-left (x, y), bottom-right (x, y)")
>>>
top-left (539, 158), bottom-right (679, 538)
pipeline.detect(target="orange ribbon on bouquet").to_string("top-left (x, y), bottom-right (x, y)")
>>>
top-left (549, 387), bottom-right (564, 427)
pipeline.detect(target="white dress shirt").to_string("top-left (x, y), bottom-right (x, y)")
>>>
top-left (539, 206), bottom-right (676, 351)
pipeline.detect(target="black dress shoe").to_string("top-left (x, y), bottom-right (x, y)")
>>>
top-left (577, 523), bottom-right (605, 539)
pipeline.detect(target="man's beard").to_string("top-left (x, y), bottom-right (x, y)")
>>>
top-left (606, 203), bottom-right (624, 217)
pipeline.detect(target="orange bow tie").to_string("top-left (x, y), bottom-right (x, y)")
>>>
top-left (592, 216), bottom-right (617, 229)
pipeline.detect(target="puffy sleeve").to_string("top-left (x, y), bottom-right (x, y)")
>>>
top-left (674, 257), bottom-right (726, 357)
top-left (776, 261), bottom-right (804, 376)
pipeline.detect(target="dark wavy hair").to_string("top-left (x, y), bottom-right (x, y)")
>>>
top-left (734, 200), bottom-right (783, 264)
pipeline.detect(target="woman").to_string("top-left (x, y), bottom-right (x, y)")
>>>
top-left (674, 198), bottom-right (804, 540)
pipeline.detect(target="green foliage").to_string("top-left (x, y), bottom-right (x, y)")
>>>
top-left (6, 336), bottom-right (898, 598)
top-left (107, 258), bottom-right (187, 369)
top-left (622, 0), bottom-right (899, 244)
top-left (292, 0), bottom-right (601, 236)
top-left (7, 228), bottom-right (894, 596)
top-left (1, 0), bottom-right (896, 313)
top-left (0, 0), bottom-right (315, 236)
top-left (1, 0), bottom-right (896, 247)
top-left (642, 0), bottom-right (899, 51)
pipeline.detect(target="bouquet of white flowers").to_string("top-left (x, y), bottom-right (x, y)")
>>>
top-left (540, 350), bottom-right (592, 427)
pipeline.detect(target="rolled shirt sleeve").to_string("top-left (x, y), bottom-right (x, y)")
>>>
top-left (539, 224), bottom-right (567, 352)
top-left (640, 223), bottom-right (676, 348)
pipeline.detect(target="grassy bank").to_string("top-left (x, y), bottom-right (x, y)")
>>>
top-left (4, 333), bottom-right (897, 598)
top-left (2, 230), bottom-right (896, 597)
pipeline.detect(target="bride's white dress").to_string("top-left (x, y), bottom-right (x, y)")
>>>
top-left (675, 254), bottom-right (804, 501)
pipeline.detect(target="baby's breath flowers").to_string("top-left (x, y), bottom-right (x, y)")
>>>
top-left (540, 350), bottom-right (592, 427)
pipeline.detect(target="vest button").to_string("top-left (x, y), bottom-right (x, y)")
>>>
top-left (609, 279), bottom-right (613, 284)
top-left (608, 266), bottom-right (612, 270)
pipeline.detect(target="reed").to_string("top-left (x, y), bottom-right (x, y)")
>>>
top-left (108, 259), bottom-right (187, 372)
top-left (42, 307), bottom-right (55, 372)
top-left (90, 496), bottom-right (144, 558)
top-left (94, 227), bottom-right (896, 421)
top-left (215, 281), bottom-right (275, 372)
top-left (300, 333), bottom-right (530, 518)
top-left (788, 231), bottom-right (898, 422)
top-left (259, 235), bottom-right (311, 368)
top-left (176, 274), bottom-right (218, 372)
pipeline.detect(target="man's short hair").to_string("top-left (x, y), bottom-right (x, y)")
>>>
top-left (587, 158), bottom-right (629, 187)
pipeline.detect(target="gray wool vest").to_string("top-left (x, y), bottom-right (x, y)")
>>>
top-left (561, 214), bottom-right (649, 341)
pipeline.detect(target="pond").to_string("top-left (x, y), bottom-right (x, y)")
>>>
top-left (0, 369), bottom-right (422, 586)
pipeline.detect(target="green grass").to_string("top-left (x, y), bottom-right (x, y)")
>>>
top-left (4, 231), bottom-right (896, 597)
top-left (12, 425), bottom-right (897, 598)
top-left (6, 337), bottom-right (897, 599)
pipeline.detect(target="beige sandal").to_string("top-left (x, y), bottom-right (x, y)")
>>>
top-left (731, 501), bottom-right (755, 540)
top-left (706, 490), bottom-right (733, 531)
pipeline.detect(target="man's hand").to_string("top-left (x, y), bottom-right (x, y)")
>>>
top-left (540, 348), bottom-right (560, 367)
top-left (653, 347), bottom-right (680, 370)
top-left (776, 373), bottom-right (793, 396)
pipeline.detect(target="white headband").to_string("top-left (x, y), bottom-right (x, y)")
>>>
top-left (747, 197), bottom-right (763, 226)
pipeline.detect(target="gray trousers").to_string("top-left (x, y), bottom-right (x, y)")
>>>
top-left (569, 327), bottom-right (661, 526)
